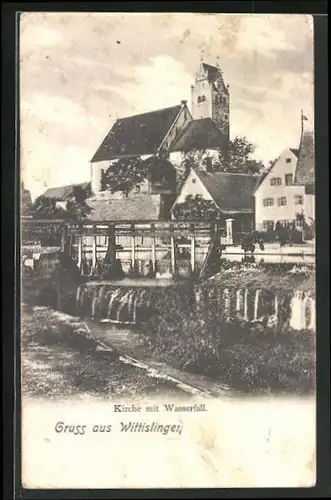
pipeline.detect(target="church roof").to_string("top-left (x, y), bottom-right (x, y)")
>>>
top-left (42, 182), bottom-right (91, 201)
top-left (91, 105), bottom-right (182, 162)
top-left (170, 118), bottom-right (227, 152)
top-left (86, 193), bottom-right (162, 221)
top-left (194, 170), bottom-right (259, 213)
top-left (294, 130), bottom-right (315, 186)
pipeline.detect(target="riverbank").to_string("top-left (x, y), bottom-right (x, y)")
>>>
top-left (21, 306), bottom-right (192, 400)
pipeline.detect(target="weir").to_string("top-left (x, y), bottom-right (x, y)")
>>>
top-left (75, 281), bottom-right (316, 332)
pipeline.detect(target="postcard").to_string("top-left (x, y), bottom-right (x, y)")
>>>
top-left (20, 12), bottom-right (316, 489)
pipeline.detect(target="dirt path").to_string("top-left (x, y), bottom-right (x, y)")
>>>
top-left (21, 306), bottom-right (195, 400)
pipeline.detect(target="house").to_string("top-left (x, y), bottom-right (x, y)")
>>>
top-left (89, 58), bottom-right (230, 198)
top-left (172, 168), bottom-right (259, 234)
top-left (42, 182), bottom-right (91, 210)
top-left (254, 129), bottom-right (315, 232)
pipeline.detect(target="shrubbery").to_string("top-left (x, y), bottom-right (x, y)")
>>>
top-left (143, 287), bottom-right (315, 395)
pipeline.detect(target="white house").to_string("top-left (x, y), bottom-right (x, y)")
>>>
top-left (254, 131), bottom-right (315, 232)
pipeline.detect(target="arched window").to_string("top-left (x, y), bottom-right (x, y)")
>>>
top-left (201, 95), bottom-right (206, 102)
top-left (197, 96), bottom-right (202, 103)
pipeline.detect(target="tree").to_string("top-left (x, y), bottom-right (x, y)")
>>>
top-left (30, 192), bottom-right (91, 223)
top-left (179, 136), bottom-right (266, 179)
top-left (216, 136), bottom-right (265, 175)
top-left (172, 195), bottom-right (219, 221)
top-left (103, 157), bottom-right (149, 196)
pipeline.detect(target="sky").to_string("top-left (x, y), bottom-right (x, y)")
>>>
top-left (20, 13), bottom-right (314, 200)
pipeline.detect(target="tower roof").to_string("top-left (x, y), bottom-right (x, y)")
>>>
top-left (202, 62), bottom-right (219, 83)
top-left (294, 130), bottom-right (315, 186)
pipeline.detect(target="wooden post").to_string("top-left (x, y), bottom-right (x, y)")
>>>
top-left (92, 228), bottom-right (97, 272)
top-left (151, 223), bottom-right (156, 272)
top-left (61, 224), bottom-right (68, 253)
top-left (170, 236), bottom-right (176, 275)
top-left (77, 235), bottom-right (82, 272)
top-left (131, 223), bottom-right (135, 267)
top-left (191, 237), bottom-right (196, 274)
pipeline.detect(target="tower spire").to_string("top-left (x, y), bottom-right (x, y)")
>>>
top-left (299, 110), bottom-right (308, 149)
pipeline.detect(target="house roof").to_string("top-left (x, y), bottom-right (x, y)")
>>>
top-left (170, 118), bottom-right (227, 152)
top-left (91, 105), bottom-right (183, 162)
top-left (290, 148), bottom-right (299, 157)
top-left (86, 193), bottom-right (162, 221)
top-left (42, 182), bottom-right (91, 201)
top-left (194, 170), bottom-right (259, 212)
top-left (294, 131), bottom-right (315, 186)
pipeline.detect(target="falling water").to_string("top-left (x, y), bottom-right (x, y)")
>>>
top-left (116, 291), bottom-right (131, 322)
top-left (223, 288), bottom-right (230, 321)
top-left (289, 290), bottom-right (306, 330)
top-left (107, 288), bottom-right (122, 319)
top-left (253, 289), bottom-right (261, 321)
top-left (244, 288), bottom-right (249, 321)
top-left (236, 289), bottom-right (243, 313)
top-left (127, 290), bottom-right (135, 321)
top-left (91, 295), bottom-right (99, 318)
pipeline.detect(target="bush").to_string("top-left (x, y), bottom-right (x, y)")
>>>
top-left (143, 287), bottom-right (315, 395)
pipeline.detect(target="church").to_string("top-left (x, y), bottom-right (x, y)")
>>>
top-left (85, 58), bottom-right (236, 222)
top-left (41, 58), bottom-right (258, 228)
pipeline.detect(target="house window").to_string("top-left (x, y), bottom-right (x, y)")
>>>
top-left (270, 177), bottom-right (282, 186)
top-left (285, 158), bottom-right (292, 163)
top-left (192, 178), bottom-right (196, 184)
top-left (277, 197), bottom-right (287, 206)
top-left (197, 96), bottom-right (202, 103)
top-left (263, 197), bottom-right (274, 207)
top-left (201, 95), bottom-right (206, 102)
top-left (285, 173), bottom-right (293, 186)
top-left (263, 220), bottom-right (274, 231)
top-left (294, 195), bottom-right (303, 205)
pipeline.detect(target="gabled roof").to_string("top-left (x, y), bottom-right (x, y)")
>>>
top-left (294, 130), bottom-right (315, 186)
top-left (194, 170), bottom-right (259, 212)
top-left (91, 105), bottom-right (183, 162)
top-left (290, 148), bottom-right (299, 157)
top-left (86, 193), bottom-right (162, 221)
top-left (170, 118), bottom-right (227, 152)
top-left (42, 182), bottom-right (91, 201)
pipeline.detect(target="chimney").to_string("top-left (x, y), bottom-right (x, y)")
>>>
top-left (181, 100), bottom-right (187, 106)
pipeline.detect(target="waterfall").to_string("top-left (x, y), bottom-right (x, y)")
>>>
top-left (127, 290), bottom-right (135, 322)
top-left (236, 289), bottom-right (243, 313)
top-left (303, 292), bottom-right (316, 331)
top-left (223, 288), bottom-right (230, 321)
top-left (76, 286), bottom-right (81, 307)
top-left (116, 291), bottom-right (130, 322)
top-left (107, 289), bottom-right (122, 319)
top-left (91, 295), bottom-right (98, 318)
top-left (253, 289), bottom-right (261, 321)
top-left (132, 294), bottom-right (139, 323)
top-left (289, 290), bottom-right (306, 330)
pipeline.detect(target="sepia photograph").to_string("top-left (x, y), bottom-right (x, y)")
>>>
top-left (20, 12), bottom-right (316, 489)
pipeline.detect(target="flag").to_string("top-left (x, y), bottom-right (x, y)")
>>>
top-left (302, 114), bottom-right (308, 121)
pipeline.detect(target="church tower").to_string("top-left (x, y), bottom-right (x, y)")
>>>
top-left (191, 57), bottom-right (230, 141)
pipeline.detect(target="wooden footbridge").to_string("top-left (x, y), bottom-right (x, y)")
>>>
top-left (22, 219), bottom-right (224, 279)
